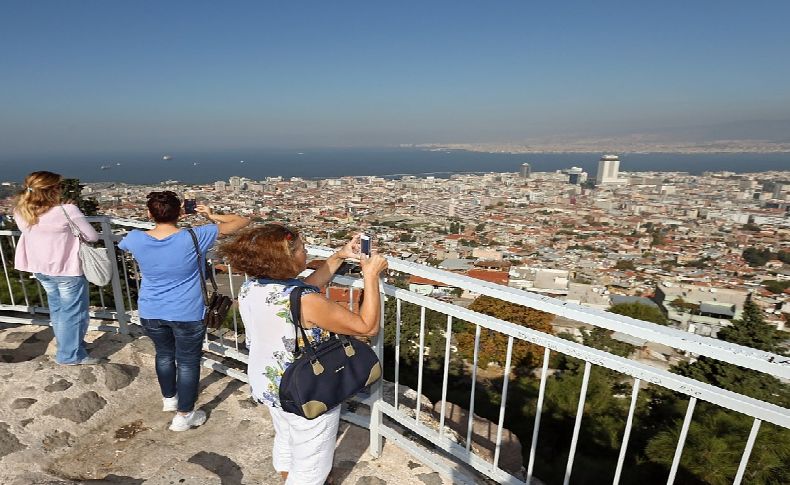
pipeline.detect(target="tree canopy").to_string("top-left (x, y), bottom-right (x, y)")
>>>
top-left (646, 296), bottom-right (790, 484)
top-left (608, 302), bottom-right (668, 325)
top-left (456, 295), bottom-right (554, 370)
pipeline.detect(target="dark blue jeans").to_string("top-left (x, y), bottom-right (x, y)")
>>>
top-left (140, 318), bottom-right (205, 412)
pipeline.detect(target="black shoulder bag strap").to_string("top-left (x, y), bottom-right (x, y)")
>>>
top-left (289, 286), bottom-right (351, 361)
top-left (289, 286), bottom-right (321, 360)
top-left (187, 228), bottom-right (212, 307)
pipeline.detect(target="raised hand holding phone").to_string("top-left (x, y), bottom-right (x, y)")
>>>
top-left (360, 234), bottom-right (371, 256)
top-left (183, 191), bottom-right (197, 214)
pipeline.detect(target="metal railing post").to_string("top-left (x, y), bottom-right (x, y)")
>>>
top-left (369, 276), bottom-right (385, 458)
top-left (100, 219), bottom-right (128, 334)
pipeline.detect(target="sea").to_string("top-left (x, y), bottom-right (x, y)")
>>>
top-left (3, 148), bottom-right (789, 185)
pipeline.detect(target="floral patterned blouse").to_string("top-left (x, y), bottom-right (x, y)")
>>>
top-left (239, 279), bottom-right (327, 407)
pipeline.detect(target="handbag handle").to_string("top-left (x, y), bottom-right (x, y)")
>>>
top-left (187, 228), bottom-right (220, 307)
top-left (289, 286), bottom-right (352, 360)
top-left (289, 287), bottom-right (316, 358)
top-left (60, 205), bottom-right (91, 243)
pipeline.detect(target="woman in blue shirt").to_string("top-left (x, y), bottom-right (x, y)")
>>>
top-left (119, 191), bottom-right (249, 431)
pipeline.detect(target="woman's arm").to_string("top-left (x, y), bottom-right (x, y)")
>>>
top-left (66, 205), bottom-right (100, 242)
top-left (301, 254), bottom-right (388, 337)
top-left (303, 234), bottom-right (360, 288)
top-left (12, 209), bottom-right (29, 232)
top-left (195, 205), bottom-right (250, 235)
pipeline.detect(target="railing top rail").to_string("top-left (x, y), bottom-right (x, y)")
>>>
top-left (307, 246), bottom-right (790, 380)
top-left (322, 271), bottom-right (790, 428)
top-left (107, 217), bottom-right (153, 229)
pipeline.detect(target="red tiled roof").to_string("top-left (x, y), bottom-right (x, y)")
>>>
top-left (465, 269), bottom-right (509, 285)
top-left (408, 275), bottom-right (449, 286)
top-left (324, 286), bottom-right (364, 312)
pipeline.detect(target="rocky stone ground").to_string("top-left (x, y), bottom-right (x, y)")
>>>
top-left (0, 321), bottom-right (471, 484)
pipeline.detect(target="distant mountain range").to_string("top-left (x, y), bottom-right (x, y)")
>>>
top-left (419, 119), bottom-right (790, 154)
top-left (651, 119), bottom-right (790, 143)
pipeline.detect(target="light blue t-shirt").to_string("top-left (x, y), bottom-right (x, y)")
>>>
top-left (118, 225), bottom-right (219, 321)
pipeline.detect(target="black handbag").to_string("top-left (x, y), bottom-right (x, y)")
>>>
top-left (188, 228), bottom-right (233, 329)
top-left (279, 286), bottom-right (382, 419)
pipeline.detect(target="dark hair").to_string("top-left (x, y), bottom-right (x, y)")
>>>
top-left (217, 224), bottom-right (302, 278)
top-left (146, 191), bottom-right (181, 223)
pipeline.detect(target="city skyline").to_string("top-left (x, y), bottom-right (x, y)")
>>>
top-left (2, 1), bottom-right (790, 158)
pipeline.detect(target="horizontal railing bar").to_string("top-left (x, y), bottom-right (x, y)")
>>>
top-left (377, 424), bottom-right (483, 485)
top-left (107, 217), bottom-right (153, 229)
top-left (377, 400), bottom-right (524, 485)
top-left (307, 246), bottom-right (789, 379)
top-left (204, 340), bottom-right (249, 363)
top-left (340, 412), bottom-right (481, 485)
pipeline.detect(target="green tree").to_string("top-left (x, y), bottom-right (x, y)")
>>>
top-left (455, 296), bottom-right (553, 370)
top-left (60, 178), bottom-right (99, 216)
top-left (644, 297), bottom-right (790, 484)
top-left (614, 259), bottom-right (636, 271)
top-left (761, 279), bottom-right (790, 294)
top-left (582, 327), bottom-right (635, 357)
top-left (671, 296), bottom-right (699, 314)
top-left (742, 222), bottom-right (761, 232)
top-left (742, 247), bottom-right (774, 267)
top-left (608, 302), bottom-right (668, 325)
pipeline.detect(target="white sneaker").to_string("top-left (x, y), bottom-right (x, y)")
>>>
top-left (169, 409), bottom-right (206, 432)
top-left (162, 396), bottom-right (178, 412)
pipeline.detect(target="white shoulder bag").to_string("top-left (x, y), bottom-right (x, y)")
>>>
top-left (61, 206), bottom-right (114, 286)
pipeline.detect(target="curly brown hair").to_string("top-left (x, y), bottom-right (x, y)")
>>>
top-left (217, 224), bottom-right (303, 279)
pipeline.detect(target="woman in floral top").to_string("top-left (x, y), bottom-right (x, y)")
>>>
top-left (218, 224), bottom-right (388, 485)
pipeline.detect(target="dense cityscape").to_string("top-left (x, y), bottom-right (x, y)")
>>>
top-left (5, 154), bottom-right (786, 352)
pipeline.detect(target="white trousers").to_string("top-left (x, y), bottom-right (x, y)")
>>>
top-left (267, 404), bottom-right (341, 485)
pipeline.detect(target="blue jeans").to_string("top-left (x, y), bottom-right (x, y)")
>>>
top-left (35, 274), bottom-right (90, 364)
top-left (140, 318), bottom-right (205, 412)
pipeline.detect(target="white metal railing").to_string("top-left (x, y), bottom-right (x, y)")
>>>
top-left (1, 216), bottom-right (789, 485)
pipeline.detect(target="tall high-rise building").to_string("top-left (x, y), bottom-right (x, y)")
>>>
top-left (520, 163), bottom-right (531, 179)
top-left (563, 166), bottom-right (587, 185)
top-left (595, 155), bottom-right (621, 185)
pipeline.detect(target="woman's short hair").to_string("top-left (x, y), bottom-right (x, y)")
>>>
top-left (146, 191), bottom-right (181, 223)
top-left (15, 171), bottom-right (63, 225)
top-left (217, 224), bottom-right (303, 279)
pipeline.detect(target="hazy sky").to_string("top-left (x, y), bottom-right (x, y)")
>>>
top-left (2, 1), bottom-right (789, 155)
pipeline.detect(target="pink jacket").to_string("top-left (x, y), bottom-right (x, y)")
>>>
top-left (14, 204), bottom-right (100, 277)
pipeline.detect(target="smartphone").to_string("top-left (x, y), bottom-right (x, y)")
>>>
top-left (360, 234), bottom-right (372, 256)
top-left (184, 199), bottom-right (197, 214)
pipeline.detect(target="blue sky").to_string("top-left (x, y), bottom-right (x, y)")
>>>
top-left (1, 1), bottom-right (789, 155)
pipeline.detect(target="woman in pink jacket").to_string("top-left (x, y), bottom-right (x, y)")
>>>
top-left (14, 171), bottom-right (100, 365)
